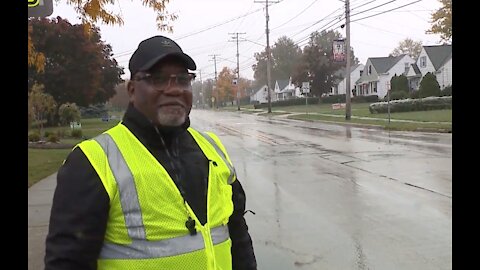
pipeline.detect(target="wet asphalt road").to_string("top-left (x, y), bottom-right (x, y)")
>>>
top-left (190, 109), bottom-right (452, 270)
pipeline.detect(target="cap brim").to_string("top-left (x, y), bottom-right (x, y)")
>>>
top-left (139, 52), bottom-right (197, 72)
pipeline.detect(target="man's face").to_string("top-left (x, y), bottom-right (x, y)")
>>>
top-left (128, 58), bottom-right (193, 126)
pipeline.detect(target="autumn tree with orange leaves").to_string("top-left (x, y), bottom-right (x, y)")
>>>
top-left (28, 0), bottom-right (177, 72)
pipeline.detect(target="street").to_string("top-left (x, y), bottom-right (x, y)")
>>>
top-left (190, 109), bottom-right (452, 270)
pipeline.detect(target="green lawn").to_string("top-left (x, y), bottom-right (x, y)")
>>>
top-left (28, 117), bottom-right (122, 188)
top-left (220, 102), bottom-right (452, 132)
top-left (28, 148), bottom-right (72, 187)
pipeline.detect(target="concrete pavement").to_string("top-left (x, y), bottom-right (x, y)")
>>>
top-left (28, 172), bottom-right (57, 270)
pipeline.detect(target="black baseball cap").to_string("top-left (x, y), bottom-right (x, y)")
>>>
top-left (128, 35), bottom-right (197, 78)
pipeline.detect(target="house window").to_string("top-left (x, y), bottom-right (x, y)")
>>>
top-left (360, 70), bottom-right (363, 76)
top-left (420, 56), bottom-right (427, 68)
top-left (368, 66), bottom-right (372, 75)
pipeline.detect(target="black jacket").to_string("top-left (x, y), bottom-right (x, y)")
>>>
top-left (44, 104), bottom-right (257, 270)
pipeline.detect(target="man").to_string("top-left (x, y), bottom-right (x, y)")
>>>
top-left (44, 35), bottom-right (257, 270)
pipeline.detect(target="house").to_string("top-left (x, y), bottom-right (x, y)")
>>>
top-left (250, 85), bottom-right (277, 104)
top-left (355, 54), bottom-right (415, 99)
top-left (330, 63), bottom-right (364, 95)
top-left (407, 44), bottom-right (452, 90)
top-left (274, 78), bottom-right (297, 100)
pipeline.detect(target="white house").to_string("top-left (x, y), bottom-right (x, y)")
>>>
top-left (250, 85), bottom-right (277, 104)
top-left (330, 63), bottom-right (364, 95)
top-left (274, 78), bottom-right (297, 100)
top-left (407, 44), bottom-right (452, 90)
top-left (355, 54), bottom-right (415, 99)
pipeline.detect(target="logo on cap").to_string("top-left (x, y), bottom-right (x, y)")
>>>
top-left (161, 40), bottom-right (172, 47)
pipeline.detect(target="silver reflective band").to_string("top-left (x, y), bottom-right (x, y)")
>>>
top-left (94, 133), bottom-right (146, 240)
top-left (100, 225), bottom-right (229, 259)
top-left (199, 132), bottom-right (236, 184)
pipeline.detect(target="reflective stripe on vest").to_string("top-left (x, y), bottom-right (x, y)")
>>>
top-left (100, 224), bottom-right (229, 259)
top-left (94, 133), bottom-right (146, 240)
top-left (94, 132), bottom-right (230, 260)
top-left (196, 132), bottom-right (236, 184)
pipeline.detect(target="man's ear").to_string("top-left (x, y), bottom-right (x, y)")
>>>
top-left (127, 80), bottom-right (135, 102)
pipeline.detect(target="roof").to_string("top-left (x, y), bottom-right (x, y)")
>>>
top-left (333, 64), bottom-right (362, 83)
top-left (424, 45), bottom-right (452, 70)
top-left (411, 63), bottom-right (421, 75)
top-left (369, 54), bottom-right (405, 74)
top-left (276, 80), bottom-right (289, 91)
top-left (334, 64), bottom-right (362, 78)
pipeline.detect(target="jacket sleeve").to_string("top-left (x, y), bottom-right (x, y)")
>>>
top-left (228, 179), bottom-right (257, 270)
top-left (44, 147), bottom-right (110, 270)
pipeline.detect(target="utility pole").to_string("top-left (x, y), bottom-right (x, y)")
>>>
top-left (209, 54), bottom-right (220, 109)
top-left (345, 0), bottom-right (352, 120)
top-left (255, 0), bottom-right (278, 113)
top-left (229, 32), bottom-right (246, 111)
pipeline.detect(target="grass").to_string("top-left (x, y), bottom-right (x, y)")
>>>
top-left (28, 148), bottom-right (72, 187)
top-left (220, 102), bottom-right (451, 131)
top-left (28, 117), bottom-right (122, 188)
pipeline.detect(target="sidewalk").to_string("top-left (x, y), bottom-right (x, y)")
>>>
top-left (28, 172), bottom-right (57, 270)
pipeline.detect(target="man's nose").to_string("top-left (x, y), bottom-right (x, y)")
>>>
top-left (163, 79), bottom-right (185, 95)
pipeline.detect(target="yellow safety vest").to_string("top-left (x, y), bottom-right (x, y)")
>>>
top-left (77, 123), bottom-right (237, 270)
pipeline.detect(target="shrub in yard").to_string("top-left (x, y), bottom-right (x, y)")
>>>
top-left (47, 134), bottom-right (59, 143)
top-left (56, 129), bottom-right (67, 138)
top-left (418, 72), bottom-right (441, 98)
top-left (71, 129), bottom-right (83, 138)
top-left (59, 103), bottom-right (82, 126)
top-left (389, 91), bottom-right (409, 101)
top-left (28, 132), bottom-right (41, 142)
top-left (410, 90), bottom-right (420, 99)
top-left (441, 85), bottom-right (452, 96)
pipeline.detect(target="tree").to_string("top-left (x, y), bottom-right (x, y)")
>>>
top-left (418, 72), bottom-right (441, 98)
top-left (216, 67), bottom-right (236, 105)
top-left (292, 30), bottom-right (358, 97)
top-left (58, 102), bottom-right (82, 125)
top-left (390, 38), bottom-right (423, 60)
top-left (28, 17), bottom-right (124, 107)
top-left (108, 82), bottom-right (130, 111)
top-left (253, 36), bottom-right (303, 89)
top-left (426, 0), bottom-right (452, 43)
top-left (28, 83), bottom-right (57, 135)
top-left (29, 0), bottom-right (177, 72)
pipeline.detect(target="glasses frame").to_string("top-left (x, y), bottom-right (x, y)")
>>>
top-left (134, 72), bottom-right (196, 89)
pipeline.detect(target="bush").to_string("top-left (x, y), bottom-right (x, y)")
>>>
top-left (253, 97), bottom-right (319, 109)
top-left (47, 134), bottom-right (59, 143)
top-left (441, 85), bottom-right (452, 96)
top-left (369, 96), bottom-right (451, 114)
top-left (28, 132), bottom-right (41, 142)
top-left (321, 94), bottom-right (345, 104)
top-left (388, 91), bottom-right (409, 101)
top-left (410, 90), bottom-right (420, 99)
top-left (418, 72), bottom-right (441, 98)
top-left (56, 129), bottom-right (67, 138)
top-left (352, 95), bottom-right (379, 103)
top-left (58, 103), bottom-right (81, 126)
top-left (71, 129), bottom-right (83, 139)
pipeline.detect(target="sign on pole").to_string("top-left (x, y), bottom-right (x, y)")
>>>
top-left (301, 82), bottom-right (310, 94)
top-left (28, 0), bottom-right (54, 18)
top-left (333, 39), bottom-right (346, 63)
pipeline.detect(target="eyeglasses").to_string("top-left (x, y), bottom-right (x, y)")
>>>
top-left (134, 72), bottom-right (196, 89)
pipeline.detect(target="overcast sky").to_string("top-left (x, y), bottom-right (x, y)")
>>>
top-left (48, 0), bottom-right (443, 81)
